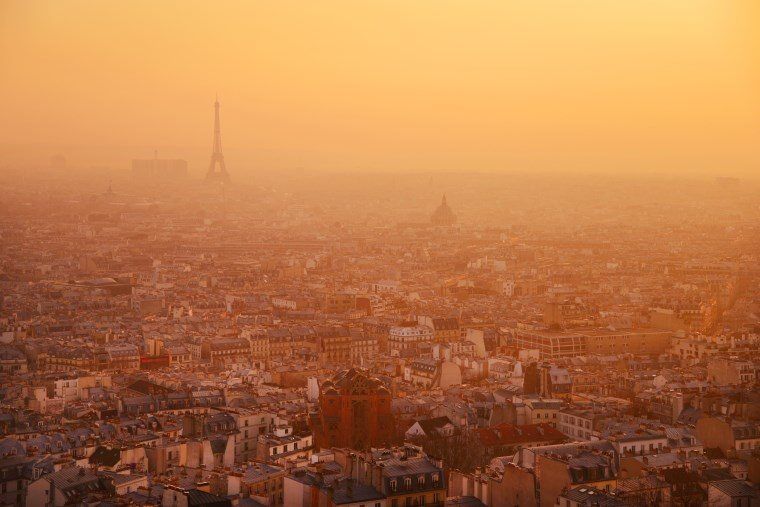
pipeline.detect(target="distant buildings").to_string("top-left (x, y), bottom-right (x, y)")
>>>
top-left (131, 157), bottom-right (188, 179)
top-left (510, 327), bottom-right (672, 359)
top-left (431, 194), bottom-right (457, 226)
top-left (315, 326), bottom-right (352, 365)
top-left (1, 169), bottom-right (759, 506)
top-left (418, 315), bottom-right (460, 342)
top-left (389, 324), bottom-right (433, 355)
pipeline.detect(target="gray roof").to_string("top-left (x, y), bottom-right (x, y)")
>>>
top-left (329, 478), bottom-right (385, 504)
top-left (531, 439), bottom-right (616, 458)
top-left (45, 466), bottom-right (100, 490)
top-left (562, 486), bottom-right (627, 506)
top-left (710, 480), bottom-right (758, 498)
top-left (380, 456), bottom-right (441, 477)
top-left (241, 463), bottom-right (285, 483)
top-left (446, 496), bottom-right (487, 507)
top-left (185, 488), bottom-right (232, 506)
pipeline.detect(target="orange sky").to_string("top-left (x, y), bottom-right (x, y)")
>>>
top-left (1, 0), bottom-right (758, 178)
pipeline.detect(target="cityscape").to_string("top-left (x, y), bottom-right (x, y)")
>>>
top-left (1, 2), bottom-right (759, 507)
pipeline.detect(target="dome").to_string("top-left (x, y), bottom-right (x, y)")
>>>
top-left (431, 195), bottom-right (457, 226)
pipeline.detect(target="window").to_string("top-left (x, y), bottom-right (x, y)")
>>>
top-left (418, 475), bottom-right (425, 486)
top-left (390, 480), bottom-right (397, 491)
top-left (404, 477), bottom-right (412, 488)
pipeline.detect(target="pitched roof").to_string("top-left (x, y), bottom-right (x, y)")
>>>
top-left (562, 486), bottom-right (626, 506)
top-left (710, 480), bottom-right (758, 498)
top-left (328, 478), bottom-right (385, 504)
top-left (414, 416), bottom-right (454, 436)
top-left (477, 423), bottom-right (566, 447)
top-left (89, 446), bottom-right (121, 467)
top-left (185, 488), bottom-right (232, 506)
top-left (45, 466), bottom-right (100, 491)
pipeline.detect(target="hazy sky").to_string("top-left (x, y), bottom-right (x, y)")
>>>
top-left (1, 0), bottom-right (758, 178)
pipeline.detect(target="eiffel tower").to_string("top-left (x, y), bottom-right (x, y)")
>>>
top-left (205, 97), bottom-right (231, 183)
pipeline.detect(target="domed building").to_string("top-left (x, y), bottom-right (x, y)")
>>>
top-left (311, 368), bottom-right (395, 451)
top-left (431, 194), bottom-right (457, 226)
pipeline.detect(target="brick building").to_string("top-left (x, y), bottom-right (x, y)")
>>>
top-left (311, 368), bottom-right (395, 451)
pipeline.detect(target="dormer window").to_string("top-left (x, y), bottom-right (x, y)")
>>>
top-left (390, 480), bottom-right (397, 491)
top-left (418, 475), bottom-right (425, 486)
top-left (404, 477), bottom-right (412, 489)
top-left (432, 473), bottom-right (439, 483)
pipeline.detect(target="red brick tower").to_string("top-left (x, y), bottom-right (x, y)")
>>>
top-left (313, 368), bottom-right (395, 450)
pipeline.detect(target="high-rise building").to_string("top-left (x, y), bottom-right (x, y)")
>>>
top-left (311, 368), bottom-right (395, 451)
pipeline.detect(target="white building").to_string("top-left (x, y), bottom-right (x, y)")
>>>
top-left (389, 325), bottom-right (433, 354)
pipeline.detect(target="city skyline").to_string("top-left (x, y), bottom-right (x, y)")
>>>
top-left (0, 3), bottom-right (758, 507)
top-left (1, 0), bottom-right (759, 179)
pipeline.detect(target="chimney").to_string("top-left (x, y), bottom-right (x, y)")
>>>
top-left (346, 452), bottom-right (354, 478)
top-left (371, 463), bottom-right (383, 490)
